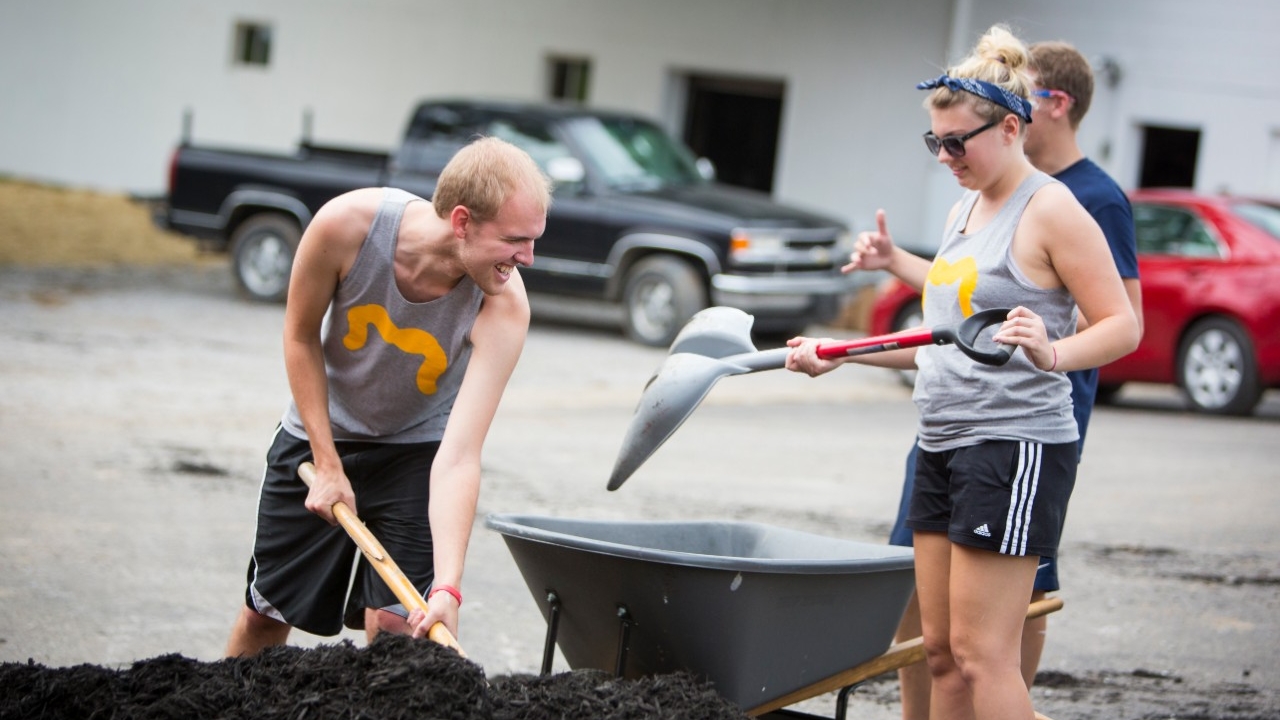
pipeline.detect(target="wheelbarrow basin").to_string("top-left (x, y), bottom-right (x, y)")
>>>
top-left (486, 513), bottom-right (915, 709)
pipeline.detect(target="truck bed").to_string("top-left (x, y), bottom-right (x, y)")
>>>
top-left (164, 141), bottom-right (390, 246)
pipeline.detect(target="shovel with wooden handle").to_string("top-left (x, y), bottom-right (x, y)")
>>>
top-left (298, 461), bottom-right (465, 656)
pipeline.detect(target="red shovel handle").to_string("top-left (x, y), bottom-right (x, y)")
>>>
top-left (815, 327), bottom-right (935, 359)
top-left (816, 308), bottom-right (1015, 367)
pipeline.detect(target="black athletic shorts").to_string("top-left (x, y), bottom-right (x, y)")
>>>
top-left (243, 426), bottom-right (439, 636)
top-left (908, 440), bottom-right (1077, 558)
top-left (890, 441), bottom-right (1062, 592)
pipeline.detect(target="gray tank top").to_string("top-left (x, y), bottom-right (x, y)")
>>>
top-left (913, 171), bottom-right (1078, 451)
top-left (282, 187), bottom-right (485, 443)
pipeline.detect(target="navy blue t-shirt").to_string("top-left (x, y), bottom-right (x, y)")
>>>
top-left (1055, 158), bottom-right (1139, 456)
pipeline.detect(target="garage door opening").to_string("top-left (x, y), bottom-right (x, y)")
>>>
top-left (682, 75), bottom-right (785, 193)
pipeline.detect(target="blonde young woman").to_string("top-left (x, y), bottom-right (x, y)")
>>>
top-left (786, 26), bottom-right (1139, 720)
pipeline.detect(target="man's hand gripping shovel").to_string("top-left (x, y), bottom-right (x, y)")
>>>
top-left (298, 461), bottom-right (465, 656)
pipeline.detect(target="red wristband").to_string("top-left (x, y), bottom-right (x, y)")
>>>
top-left (428, 584), bottom-right (462, 607)
top-left (1048, 345), bottom-right (1058, 372)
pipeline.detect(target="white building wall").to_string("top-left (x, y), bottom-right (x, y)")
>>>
top-left (2, 0), bottom-right (1278, 250)
top-left (970, 0), bottom-right (1280, 190)
top-left (0, 0), bottom-right (956, 244)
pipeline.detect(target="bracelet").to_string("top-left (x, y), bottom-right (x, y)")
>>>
top-left (1048, 345), bottom-right (1058, 372)
top-left (428, 584), bottom-right (462, 607)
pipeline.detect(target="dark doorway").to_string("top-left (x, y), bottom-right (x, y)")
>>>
top-left (683, 75), bottom-right (785, 193)
top-left (1138, 125), bottom-right (1200, 188)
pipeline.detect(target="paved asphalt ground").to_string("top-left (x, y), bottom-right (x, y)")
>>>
top-left (2, 265), bottom-right (1277, 719)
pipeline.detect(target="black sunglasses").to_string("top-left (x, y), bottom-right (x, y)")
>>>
top-left (923, 120), bottom-right (998, 158)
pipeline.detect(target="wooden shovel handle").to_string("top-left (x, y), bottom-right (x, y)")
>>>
top-left (747, 595), bottom-right (1065, 716)
top-left (298, 462), bottom-right (464, 655)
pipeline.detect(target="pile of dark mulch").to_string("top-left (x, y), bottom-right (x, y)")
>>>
top-left (488, 669), bottom-right (746, 720)
top-left (0, 635), bottom-right (749, 720)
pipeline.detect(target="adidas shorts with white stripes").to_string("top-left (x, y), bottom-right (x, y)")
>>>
top-left (908, 440), bottom-right (1077, 558)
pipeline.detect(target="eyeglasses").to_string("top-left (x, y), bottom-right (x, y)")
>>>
top-left (1031, 88), bottom-right (1074, 103)
top-left (922, 120), bottom-right (997, 158)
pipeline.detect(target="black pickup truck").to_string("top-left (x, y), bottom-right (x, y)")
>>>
top-left (159, 99), bottom-right (859, 346)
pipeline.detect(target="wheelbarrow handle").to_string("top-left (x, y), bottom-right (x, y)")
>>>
top-left (297, 462), bottom-right (465, 656)
top-left (815, 307), bottom-right (1015, 367)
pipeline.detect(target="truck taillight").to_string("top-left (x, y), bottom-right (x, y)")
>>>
top-left (167, 149), bottom-right (179, 195)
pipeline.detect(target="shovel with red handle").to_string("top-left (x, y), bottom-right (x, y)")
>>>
top-left (607, 307), bottom-right (1015, 490)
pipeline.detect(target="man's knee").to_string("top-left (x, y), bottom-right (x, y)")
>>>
top-left (239, 605), bottom-right (288, 633)
top-left (227, 605), bottom-right (291, 657)
top-left (365, 607), bottom-right (412, 640)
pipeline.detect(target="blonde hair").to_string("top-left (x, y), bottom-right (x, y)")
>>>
top-left (432, 136), bottom-right (553, 222)
top-left (925, 25), bottom-right (1033, 125)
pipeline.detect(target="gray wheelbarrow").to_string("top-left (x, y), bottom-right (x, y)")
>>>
top-left (486, 513), bottom-right (1063, 718)
top-left (607, 306), bottom-right (1015, 490)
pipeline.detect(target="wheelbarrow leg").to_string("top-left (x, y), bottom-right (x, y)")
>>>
top-left (833, 683), bottom-right (860, 720)
top-left (614, 604), bottom-right (634, 677)
top-left (753, 683), bottom-right (864, 720)
top-left (540, 590), bottom-right (562, 675)
top-left (535, 592), bottom-right (636, 678)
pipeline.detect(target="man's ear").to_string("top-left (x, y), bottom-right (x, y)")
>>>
top-left (1044, 94), bottom-right (1071, 122)
top-left (450, 205), bottom-right (471, 238)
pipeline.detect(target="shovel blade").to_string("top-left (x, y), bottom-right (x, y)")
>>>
top-left (667, 306), bottom-right (759, 358)
top-left (607, 352), bottom-right (749, 490)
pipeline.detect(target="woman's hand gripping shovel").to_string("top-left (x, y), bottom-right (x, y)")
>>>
top-left (607, 306), bottom-right (1016, 490)
top-left (298, 461), bottom-right (465, 656)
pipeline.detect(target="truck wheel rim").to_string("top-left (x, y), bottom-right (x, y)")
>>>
top-left (242, 235), bottom-right (290, 296)
top-left (632, 281), bottom-right (676, 339)
top-left (1183, 328), bottom-right (1243, 409)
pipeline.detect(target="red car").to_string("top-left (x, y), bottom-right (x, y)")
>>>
top-left (868, 189), bottom-right (1280, 415)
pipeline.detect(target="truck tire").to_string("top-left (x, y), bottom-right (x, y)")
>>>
top-left (230, 213), bottom-right (300, 303)
top-left (1176, 316), bottom-right (1261, 415)
top-left (622, 255), bottom-right (707, 347)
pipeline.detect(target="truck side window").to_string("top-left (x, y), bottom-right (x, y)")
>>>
top-left (484, 120), bottom-right (568, 168)
top-left (562, 117), bottom-right (703, 190)
top-left (397, 106), bottom-right (480, 175)
top-left (484, 119), bottom-right (582, 195)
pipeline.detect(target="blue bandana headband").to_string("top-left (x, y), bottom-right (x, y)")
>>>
top-left (917, 74), bottom-right (1033, 123)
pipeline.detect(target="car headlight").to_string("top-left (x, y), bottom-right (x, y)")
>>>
top-left (729, 230), bottom-right (786, 263)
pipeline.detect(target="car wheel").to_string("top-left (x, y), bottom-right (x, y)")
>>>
top-left (230, 213), bottom-right (300, 303)
top-left (622, 255), bottom-right (707, 347)
top-left (1176, 317), bottom-right (1262, 416)
top-left (1093, 383), bottom-right (1123, 405)
top-left (891, 301), bottom-right (923, 387)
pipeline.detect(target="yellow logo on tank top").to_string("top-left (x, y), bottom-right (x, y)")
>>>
top-left (924, 256), bottom-right (978, 318)
top-left (343, 304), bottom-right (447, 395)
